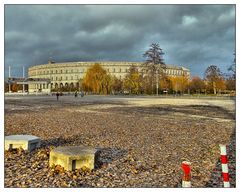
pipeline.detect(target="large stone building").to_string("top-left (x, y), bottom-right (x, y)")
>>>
top-left (28, 61), bottom-right (190, 93)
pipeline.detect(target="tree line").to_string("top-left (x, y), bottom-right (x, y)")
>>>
top-left (80, 43), bottom-right (235, 95)
top-left (79, 63), bottom-right (235, 95)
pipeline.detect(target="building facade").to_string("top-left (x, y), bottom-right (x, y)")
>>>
top-left (28, 61), bottom-right (190, 93)
top-left (7, 77), bottom-right (51, 93)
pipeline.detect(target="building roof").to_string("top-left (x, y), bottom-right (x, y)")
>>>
top-left (7, 77), bottom-right (51, 83)
top-left (29, 61), bottom-right (190, 71)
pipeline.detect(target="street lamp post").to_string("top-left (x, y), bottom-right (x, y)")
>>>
top-left (22, 66), bottom-right (25, 94)
top-left (156, 69), bottom-right (159, 96)
top-left (8, 66), bottom-right (11, 93)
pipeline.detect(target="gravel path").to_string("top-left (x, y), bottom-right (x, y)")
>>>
top-left (4, 96), bottom-right (236, 187)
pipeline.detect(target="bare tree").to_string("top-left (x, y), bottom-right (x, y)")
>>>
top-left (225, 52), bottom-right (236, 92)
top-left (143, 43), bottom-right (166, 95)
top-left (228, 52), bottom-right (236, 80)
top-left (143, 43), bottom-right (165, 65)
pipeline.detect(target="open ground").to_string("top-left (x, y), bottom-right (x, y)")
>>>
top-left (4, 95), bottom-right (236, 187)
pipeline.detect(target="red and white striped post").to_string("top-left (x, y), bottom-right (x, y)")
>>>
top-left (219, 144), bottom-right (230, 187)
top-left (182, 161), bottom-right (191, 187)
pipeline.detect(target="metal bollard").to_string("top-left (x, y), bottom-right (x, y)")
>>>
top-left (182, 161), bottom-right (191, 187)
top-left (219, 144), bottom-right (230, 187)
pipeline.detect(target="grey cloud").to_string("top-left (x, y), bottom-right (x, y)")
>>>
top-left (4, 4), bottom-right (235, 78)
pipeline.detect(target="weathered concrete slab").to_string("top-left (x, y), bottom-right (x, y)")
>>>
top-left (5, 135), bottom-right (41, 151)
top-left (49, 146), bottom-right (99, 171)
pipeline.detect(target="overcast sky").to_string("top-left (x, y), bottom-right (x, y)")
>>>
top-left (5, 4), bottom-right (235, 78)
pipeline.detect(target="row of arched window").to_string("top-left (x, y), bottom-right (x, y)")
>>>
top-left (35, 82), bottom-right (79, 89)
top-left (53, 82), bottom-right (79, 89)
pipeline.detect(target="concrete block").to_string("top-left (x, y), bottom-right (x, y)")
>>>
top-left (49, 146), bottom-right (99, 171)
top-left (5, 135), bottom-right (41, 151)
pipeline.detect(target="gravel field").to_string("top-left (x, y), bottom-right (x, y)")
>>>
top-left (4, 95), bottom-right (236, 188)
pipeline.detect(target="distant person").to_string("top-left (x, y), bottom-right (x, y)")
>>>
top-left (56, 92), bottom-right (59, 101)
top-left (81, 91), bottom-right (84, 97)
top-left (75, 91), bottom-right (78, 98)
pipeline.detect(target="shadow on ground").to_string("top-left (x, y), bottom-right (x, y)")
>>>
top-left (4, 98), bottom-right (128, 114)
top-left (100, 105), bottom-right (235, 120)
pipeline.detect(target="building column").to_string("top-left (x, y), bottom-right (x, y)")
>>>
top-left (8, 82), bottom-right (11, 93)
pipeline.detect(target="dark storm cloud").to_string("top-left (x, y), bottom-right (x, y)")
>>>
top-left (5, 5), bottom-right (235, 77)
